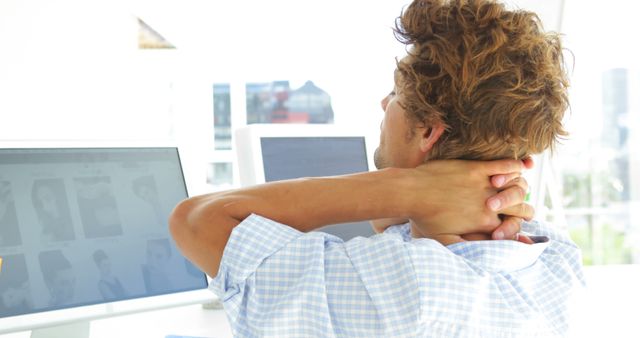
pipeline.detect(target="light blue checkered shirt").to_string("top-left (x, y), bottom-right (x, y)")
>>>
top-left (210, 214), bottom-right (584, 337)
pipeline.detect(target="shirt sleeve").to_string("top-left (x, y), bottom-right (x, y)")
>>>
top-left (209, 213), bottom-right (306, 299)
top-left (209, 214), bottom-right (350, 336)
top-left (208, 215), bottom-right (420, 337)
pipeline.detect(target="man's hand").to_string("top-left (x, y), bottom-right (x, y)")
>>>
top-left (371, 159), bottom-right (534, 241)
top-left (406, 158), bottom-right (534, 244)
top-left (487, 157), bottom-right (534, 243)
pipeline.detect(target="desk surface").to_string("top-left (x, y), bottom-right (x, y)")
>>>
top-left (0, 304), bottom-right (232, 338)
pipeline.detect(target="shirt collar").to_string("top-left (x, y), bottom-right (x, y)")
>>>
top-left (385, 223), bottom-right (550, 273)
top-left (446, 238), bottom-right (550, 272)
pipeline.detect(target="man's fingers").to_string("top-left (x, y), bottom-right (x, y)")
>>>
top-left (491, 173), bottom-right (521, 188)
top-left (486, 184), bottom-right (527, 211)
top-left (492, 217), bottom-right (534, 244)
top-left (517, 234), bottom-right (535, 244)
top-left (492, 216), bottom-right (522, 240)
top-left (501, 176), bottom-right (529, 193)
top-left (480, 157), bottom-right (534, 180)
top-left (479, 159), bottom-right (525, 176)
top-left (500, 203), bottom-right (535, 221)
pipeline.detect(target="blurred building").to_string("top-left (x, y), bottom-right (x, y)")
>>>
top-left (602, 69), bottom-right (630, 201)
top-left (601, 68), bottom-right (640, 262)
top-left (246, 80), bottom-right (334, 125)
top-left (213, 84), bottom-right (232, 150)
top-left (287, 81), bottom-right (334, 124)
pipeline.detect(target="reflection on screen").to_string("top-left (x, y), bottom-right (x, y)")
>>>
top-left (260, 137), bottom-right (375, 240)
top-left (0, 148), bottom-right (207, 319)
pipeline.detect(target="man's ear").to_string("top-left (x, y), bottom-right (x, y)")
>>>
top-left (419, 124), bottom-right (445, 153)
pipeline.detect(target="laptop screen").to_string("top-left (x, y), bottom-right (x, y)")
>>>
top-left (0, 147), bottom-right (207, 318)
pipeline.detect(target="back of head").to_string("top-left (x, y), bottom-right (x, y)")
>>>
top-left (395, 0), bottom-right (569, 160)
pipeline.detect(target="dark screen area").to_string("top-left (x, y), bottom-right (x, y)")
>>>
top-left (261, 137), bottom-right (375, 240)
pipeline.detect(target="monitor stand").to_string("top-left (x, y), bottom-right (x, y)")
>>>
top-left (31, 321), bottom-right (90, 338)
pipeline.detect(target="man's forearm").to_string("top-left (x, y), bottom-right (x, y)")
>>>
top-left (224, 168), bottom-right (415, 231)
top-left (169, 168), bottom-right (416, 276)
top-left (176, 167), bottom-right (413, 233)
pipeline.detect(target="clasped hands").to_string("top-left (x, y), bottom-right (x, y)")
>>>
top-left (372, 158), bottom-right (535, 245)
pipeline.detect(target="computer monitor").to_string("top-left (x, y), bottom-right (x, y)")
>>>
top-left (0, 146), bottom-right (213, 338)
top-left (235, 124), bottom-right (376, 240)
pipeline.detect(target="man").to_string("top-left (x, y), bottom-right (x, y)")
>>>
top-left (170, 0), bottom-right (584, 336)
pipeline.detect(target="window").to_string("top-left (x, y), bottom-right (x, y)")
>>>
top-left (554, 0), bottom-right (640, 267)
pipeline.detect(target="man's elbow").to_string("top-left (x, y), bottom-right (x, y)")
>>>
top-left (168, 194), bottom-right (240, 277)
top-left (169, 197), bottom-right (197, 247)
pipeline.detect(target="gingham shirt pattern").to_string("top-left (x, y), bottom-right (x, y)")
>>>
top-left (210, 214), bottom-right (584, 337)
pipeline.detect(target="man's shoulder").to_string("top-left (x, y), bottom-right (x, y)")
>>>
top-left (342, 223), bottom-right (411, 254)
top-left (344, 223), bottom-right (458, 269)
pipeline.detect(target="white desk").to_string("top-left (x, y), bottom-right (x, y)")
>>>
top-left (0, 304), bottom-right (232, 338)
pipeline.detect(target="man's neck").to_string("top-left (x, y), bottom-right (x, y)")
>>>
top-left (409, 220), bottom-right (491, 245)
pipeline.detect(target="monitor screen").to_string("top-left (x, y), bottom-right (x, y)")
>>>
top-left (261, 137), bottom-right (370, 180)
top-left (260, 136), bottom-right (375, 240)
top-left (0, 148), bottom-right (207, 322)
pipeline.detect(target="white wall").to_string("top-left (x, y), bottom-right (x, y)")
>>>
top-left (0, 0), bottom-right (173, 140)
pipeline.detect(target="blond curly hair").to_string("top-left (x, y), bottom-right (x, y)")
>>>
top-left (394, 0), bottom-right (569, 160)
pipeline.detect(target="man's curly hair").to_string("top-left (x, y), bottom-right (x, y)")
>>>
top-left (394, 0), bottom-right (569, 160)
